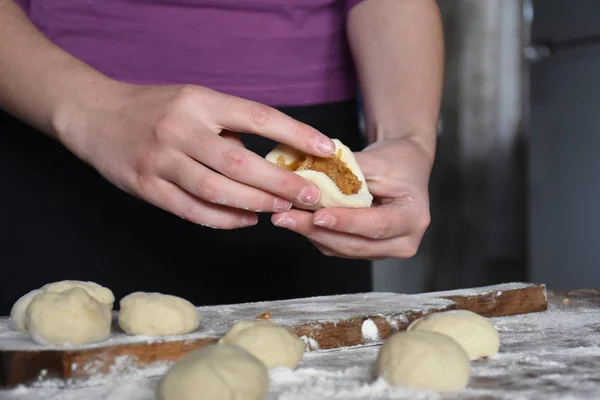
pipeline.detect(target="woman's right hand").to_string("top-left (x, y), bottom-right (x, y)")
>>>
top-left (55, 82), bottom-right (336, 229)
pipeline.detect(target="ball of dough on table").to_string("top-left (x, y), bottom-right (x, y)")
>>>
top-left (158, 343), bottom-right (269, 400)
top-left (42, 280), bottom-right (115, 320)
top-left (376, 331), bottom-right (471, 392)
top-left (10, 280), bottom-right (115, 333)
top-left (407, 310), bottom-right (499, 360)
top-left (118, 292), bottom-right (199, 336)
top-left (218, 320), bottom-right (305, 369)
top-left (10, 289), bottom-right (44, 333)
top-left (25, 287), bottom-right (111, 346)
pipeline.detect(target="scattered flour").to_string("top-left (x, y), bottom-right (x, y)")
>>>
top-left (0, 291), bottom-right (454, 352)
top-left (300, 335), bottom-right (320, 351)
top-left (3, 285), bottom-right (596, 400)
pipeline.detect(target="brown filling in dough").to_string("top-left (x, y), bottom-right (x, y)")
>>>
top-left (276, 149), bottom-right (362, 195)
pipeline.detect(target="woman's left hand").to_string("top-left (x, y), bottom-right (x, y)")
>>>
top-left (271, 137), bottom-right (433, 260)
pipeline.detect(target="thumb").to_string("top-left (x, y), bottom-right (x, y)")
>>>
top-left (353, 150), bottom-right (382, 179)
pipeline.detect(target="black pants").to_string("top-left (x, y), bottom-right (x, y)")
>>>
top-left (0, 100), bottom-right (372, 315)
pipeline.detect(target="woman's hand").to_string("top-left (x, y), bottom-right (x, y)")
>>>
top-left (270, 138), bottom-right (432, 259)
top-left (57, 83), bottom-right (336, 229)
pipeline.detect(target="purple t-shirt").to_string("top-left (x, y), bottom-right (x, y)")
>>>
top-left (15, 0), bottom-right (363, 107)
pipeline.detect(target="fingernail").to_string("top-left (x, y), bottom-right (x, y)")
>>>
top-left (273, 216), bottom-right (296, 229)
top-left (314, 214), bottom-right (336, 228)
top-left (274, 198), bottom-right (292, 212)
top-left (316, 137), bottom-right (336, 155)
top-left (298, 186), bottom-right (320, 205)
top-left (240, 216), bottom-right (258, 227)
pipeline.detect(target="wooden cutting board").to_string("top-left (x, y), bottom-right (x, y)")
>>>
top-left (0, 282), bottom-right (547, 389)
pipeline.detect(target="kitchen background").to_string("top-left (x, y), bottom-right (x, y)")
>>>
top-left (373, 0), bottom-right (600, 293)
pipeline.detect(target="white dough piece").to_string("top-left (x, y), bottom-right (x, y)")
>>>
top-left (376, 331), bottom-right (471, 392)
top-left (42, 280), bottom-right (115, 321)
top-left (218, 320), bottom-right (305, 369)
top-left (407, 309), bottom-right (500, 360)
top-left (25, 287), bottom-right (111, 346)
top-left (265, 138), bottom-right (373, 210)
top-left (158, 343), bottom-right (269, 400)
top-left (10, 289), bottom-right (43, 333)
top-left (118, 292), bottom-right (200, 336)
top-left (10, 279), bottom-right (114, 333)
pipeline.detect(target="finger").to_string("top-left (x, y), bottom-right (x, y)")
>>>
top-left (353, 151), bottom-right (382, 178)
top-left (204, 91), bottom-right (336, 157)
top-left (310, 201), bottom-right (419, 240)
top-left (142, 177), bottom-right (258, 229)
top-left (161, 152), bottom-right (293, 213)
top-left (272, 210), bottom-right (420, 259)
top-left (220, 130), bottom-right (245, 147)
top-left (181, 135), bottom-right (321, 207)
top-left (311, 240), bottom-right (387, 261)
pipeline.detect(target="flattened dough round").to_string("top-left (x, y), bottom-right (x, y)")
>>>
top-left (407, 310), bottom-right (499, 360)
top-left (376, 331), bottom-right (471, 391)
top-left (10, 289), bottom-right (43, 333)
top-left (218, 320), bottom-right (305, 369)
top-left (42, 280), bottom-right (115, 321)
top-left (158, 343), bottom-right (269, 400)
top-left (265, 138), bottom-right (373, 210)
top-left (118, 292), bottom-right (200, 336)
top-left (25, 287), bottom-right (111, 346)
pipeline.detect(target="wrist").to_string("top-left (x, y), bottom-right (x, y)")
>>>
top-left (369, 125), bottom-right (437, 167)
top-left (50, 74), bottom-right (127, 162)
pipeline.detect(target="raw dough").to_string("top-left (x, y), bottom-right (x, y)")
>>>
top-left (218, 320), bottom-right (305, 369)
top-left (25, 287), bottom-right (111, 346)
top-left (10, 289), bottom-right (43, 333)
top-left (376, 331), bottom-right (471, 391)
top-left (158, 343), bottom-right (269, 400)
top-left (265, 138), bottom-right (373, 210)
top-left (42, 280), bottom-right (115, 321)
top-left (10, 280), bottom-right (114, 333)
top-left (407, 310), bottom-right (500, 360)
top-left (118, 292), bottom-right (200, 336)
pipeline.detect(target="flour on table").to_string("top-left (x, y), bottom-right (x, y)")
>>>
top-left (0, 292), bottom-right (453, 351)
top-left (2, 295), bottom-right (599, 400)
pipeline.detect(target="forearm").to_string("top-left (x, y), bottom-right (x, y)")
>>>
top-left (347, 0), bottom-right (444, 162)
top-left (0, 0), bottom-right (115, 141)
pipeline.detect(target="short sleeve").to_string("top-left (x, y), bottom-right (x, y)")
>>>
top-left (344, 0), bottom-right (364, 14)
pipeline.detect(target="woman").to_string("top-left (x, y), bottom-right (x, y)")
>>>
top-left (0, 0), bottom-right (443, 314)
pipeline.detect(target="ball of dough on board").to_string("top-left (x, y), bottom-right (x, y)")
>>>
top-left (407, 310), bottom-right (500, 360)
top-left (158, 343), bottom-right (269, 400)
top-left (10, 289), bottom-right (44, 333)
top-left (42, 280), bottom-right (115, 320)
top-left (25, 287), bottom-right (111, 346)
top-left (265, 138), bottom-right (373, 210)
top-left (218, 320), bottom-right (305, 369)
top-left (376, 331), bottom-right (471, 392)
top-left (118, 292), bottom-right (200, 336)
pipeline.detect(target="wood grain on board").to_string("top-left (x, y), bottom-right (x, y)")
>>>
top-left (0, 282), bottom-right (547, 389)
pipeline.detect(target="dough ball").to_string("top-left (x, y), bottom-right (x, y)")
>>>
top-left (407, 310), bottom-right (499, 360)
top-left (25, 287), bottom-right (111, 346)
top-left (265, 138), bottom-right (373, 210)
top-left (42, 280), bottom-right (115, 320)
top-left (118, 292), bottom-right (199, 336)
top-left (218, 320), bottom-right (305, 369)
top-left (10, 280), bottom-right (114, 333)
top-left (376, 331), bottom-right (471, 391)
top-left (158, 343), bottom-right (269, 400)
top-left (10, 289), bottom-right (43, 333)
